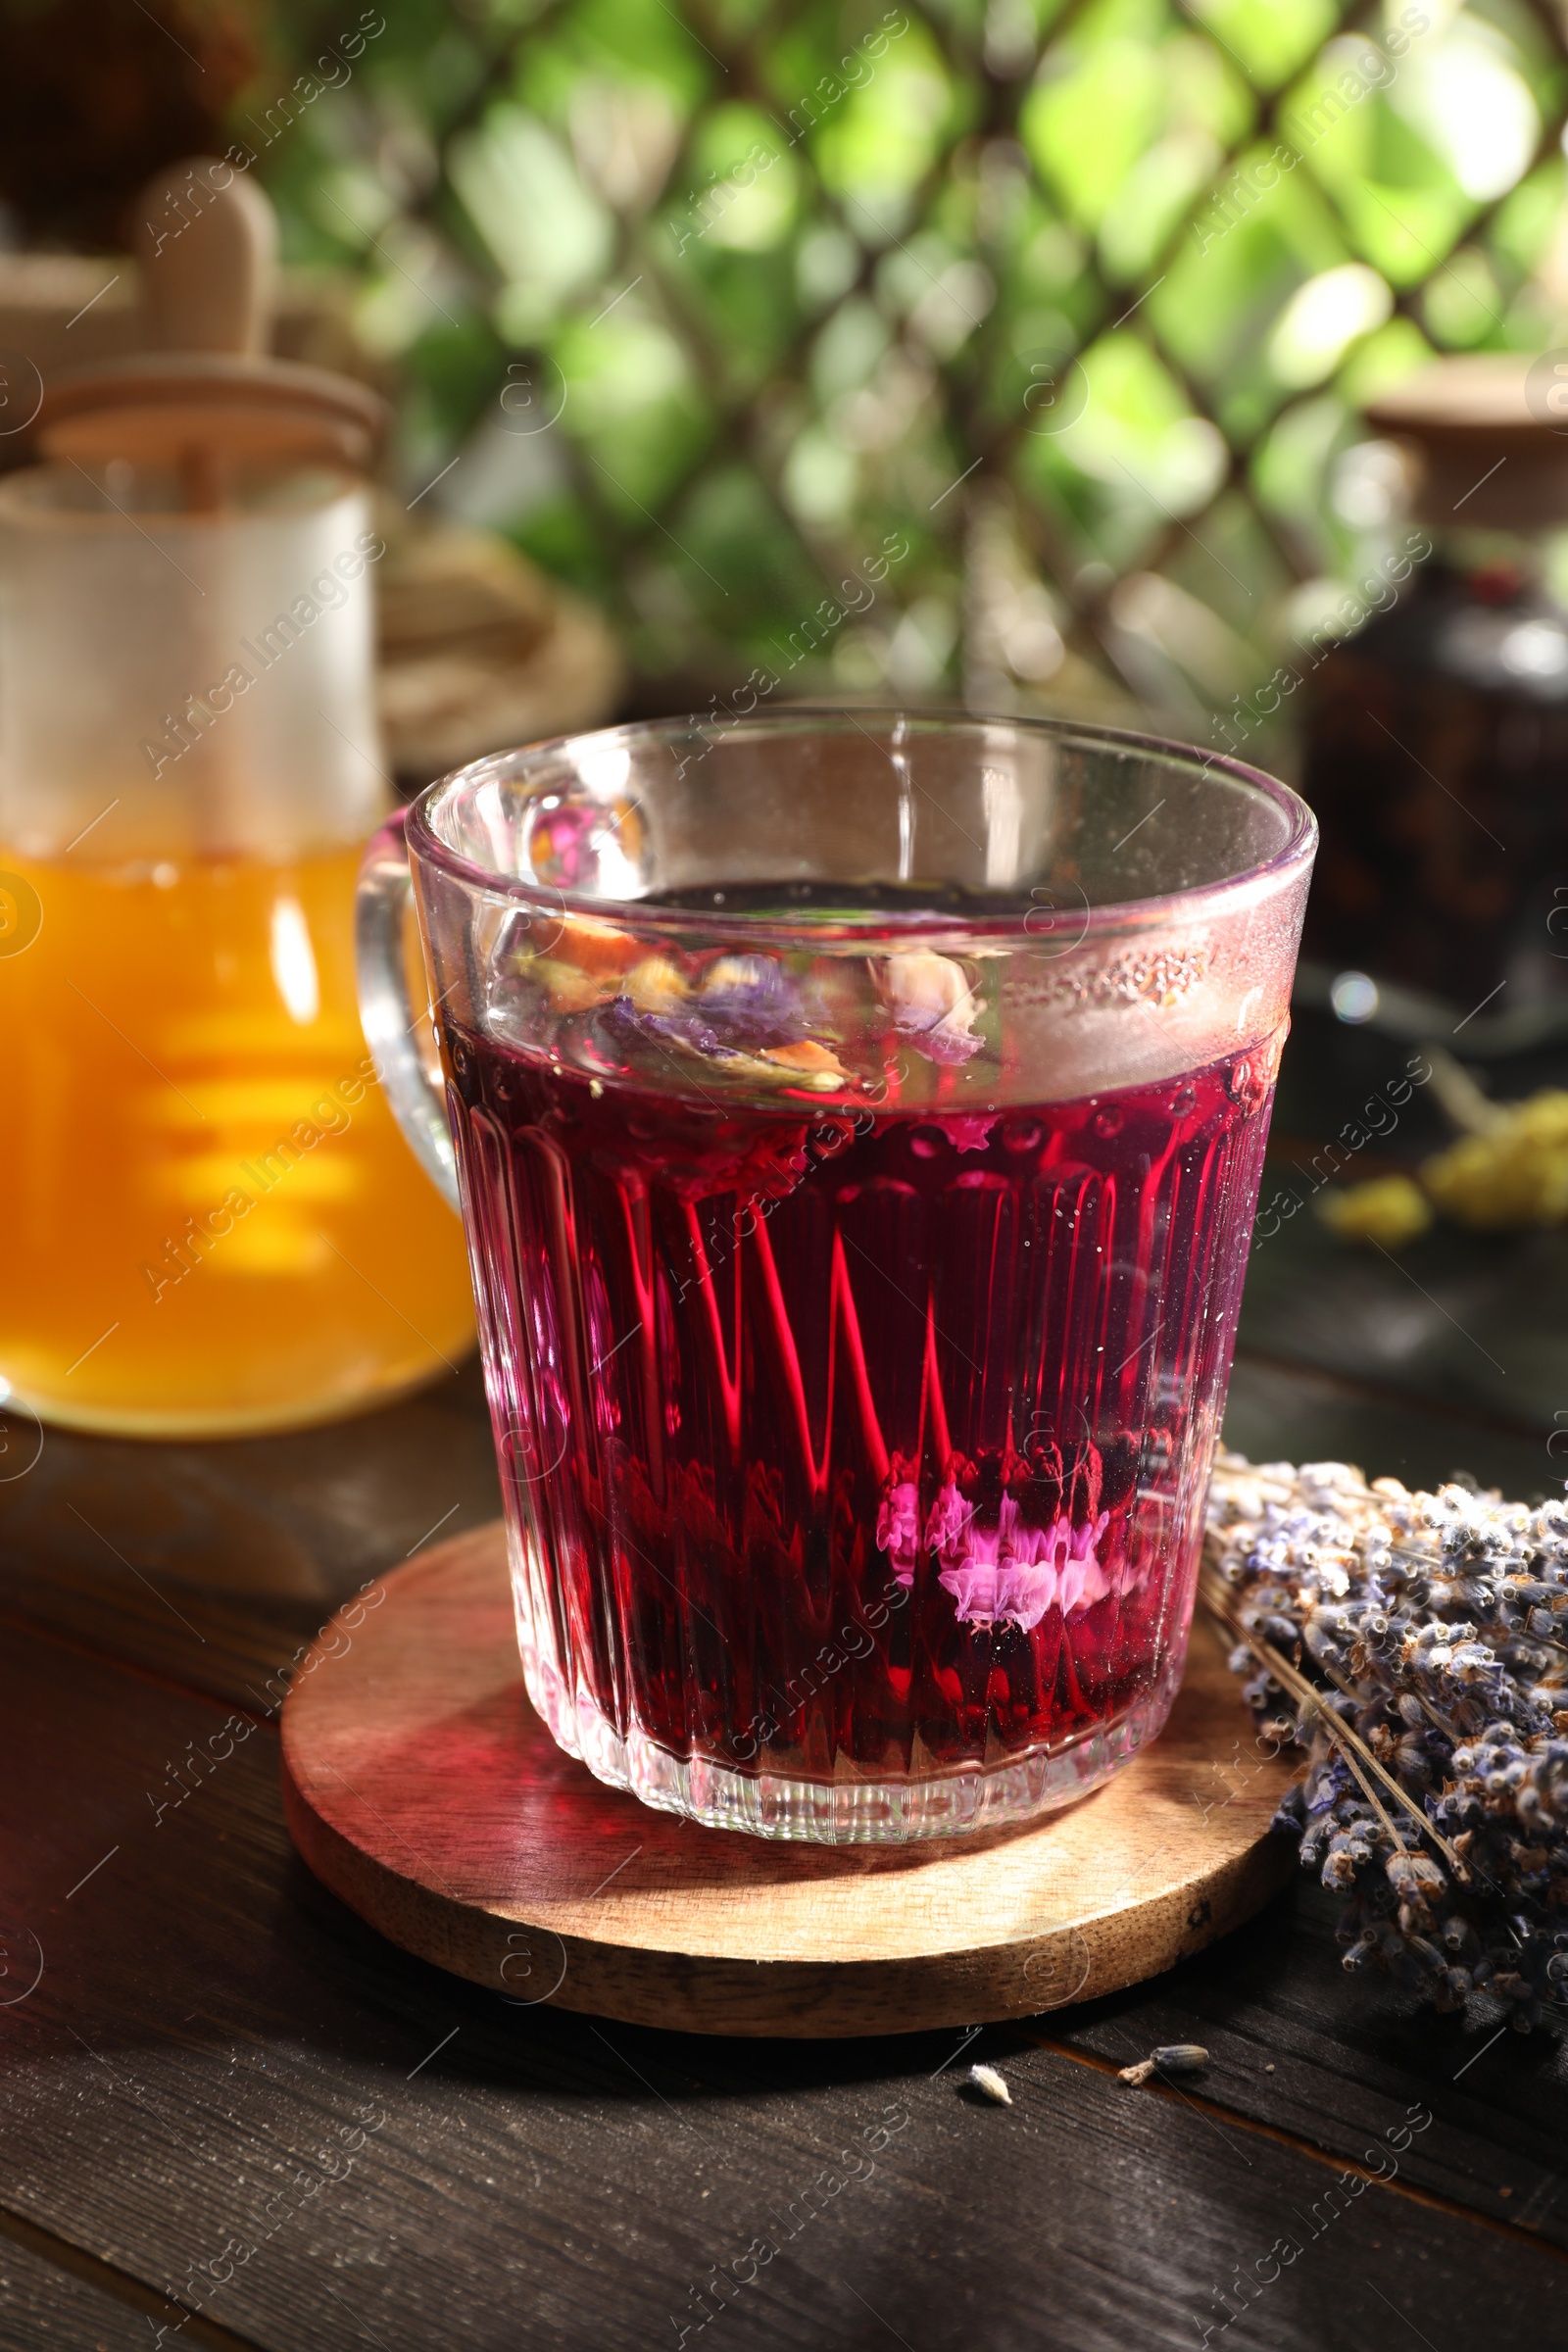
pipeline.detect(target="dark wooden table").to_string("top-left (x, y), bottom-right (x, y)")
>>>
top-left (3, 1008), bottom-right (1565, 2351)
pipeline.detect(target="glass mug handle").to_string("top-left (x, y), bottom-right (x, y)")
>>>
top-left (356, 808), bottom-right (461, 1211)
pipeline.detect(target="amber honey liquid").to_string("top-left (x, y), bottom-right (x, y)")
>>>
top-left (0, 844), bottom-right (473, 1435)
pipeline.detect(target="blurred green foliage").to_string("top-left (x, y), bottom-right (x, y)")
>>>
top-left (252, 0), bottom-right (1568, 731)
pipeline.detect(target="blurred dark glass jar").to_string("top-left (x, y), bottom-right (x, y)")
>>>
top-left (1298, 357), bottom-right (1568, 1031)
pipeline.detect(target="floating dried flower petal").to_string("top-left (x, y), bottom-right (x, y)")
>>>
top-left (532, 957), bottom-right (614, 1014)
top-left (623, 956), bottom-right (692, 1014)
top-left (875, 950), bottom-right (984, 1065)
top-left (698, 955), bottom-right (808, 1048)
top-left (759, 1039), bottom-right (852, 1092)
top-left (555, 913), bottom-right (644, 978)
top-left (595, 949), bottom-right (854, 1086)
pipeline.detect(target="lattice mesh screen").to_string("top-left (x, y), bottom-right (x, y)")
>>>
top-left (265, 0), bottom-right (1568, 740)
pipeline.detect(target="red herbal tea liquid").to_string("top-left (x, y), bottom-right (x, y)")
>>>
top-left (446, 1017), bottom-right (1276, 1833)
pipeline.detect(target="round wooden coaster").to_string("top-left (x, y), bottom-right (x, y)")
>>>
top-left (280, 1527), bottom-right (1298, 2038)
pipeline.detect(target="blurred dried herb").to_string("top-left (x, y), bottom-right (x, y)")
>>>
top-left (1207, 1452), bottom-right (1568, 2033)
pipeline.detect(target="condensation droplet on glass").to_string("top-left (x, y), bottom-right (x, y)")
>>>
top-left (1168, 1083), bottom-right (1196, 1115)
top-left (1002, 1117), bottom-right (1041, 1152)
top-left (909, 1127), bottom-right (945, 1159)
top-left (1093, 1105), bottom-right (1123, 1138)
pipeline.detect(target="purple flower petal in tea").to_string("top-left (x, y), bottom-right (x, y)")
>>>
top-left (875, 951), bottom-right (985, 1065)
top-left (604, 994), bottom-right (733, 1061)
top-left (696, 955), bottom-right (808, 1049)
top-left (598, 953), bottom-right (855, 1091)
top-left (915, 1014), bottom-right (985, 1066)
top-left (603, 957), bottom-right (746, 1061)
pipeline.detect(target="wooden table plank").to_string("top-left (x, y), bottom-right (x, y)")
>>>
top-left (3, 1009), bottom-right (1564, 2343)
top-left (1240, 1199), bottom-right (1563, 1446)
top-left (0, 1355), bottom-right (498, 1606)
top-left (2, 1616), bottom-right (1564, 2352)
top-left (1246, 1005), bottom-right (1568, 1457)
top-left (1041, 1884), bottom-right (1568, 2249)
top-left (1224, 1351), bottom-right (1553, 1498)
top-left (0, 1360), bottom-right (500, 1712)
top-left (0, 2222), bottom-right (207, 2352)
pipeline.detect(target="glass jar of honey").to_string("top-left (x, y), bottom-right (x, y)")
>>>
top-left (0, 162), bottom-right (473, 1435)
top-left (1298, 355), bottom-right (1568, 1049)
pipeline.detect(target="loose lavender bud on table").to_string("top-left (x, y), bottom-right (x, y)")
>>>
top-left (1118, 2044), bottom-right (1209, 2087)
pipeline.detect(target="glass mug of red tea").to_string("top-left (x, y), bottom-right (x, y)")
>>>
top-left (359, 712), bottom-right (1315, 1842)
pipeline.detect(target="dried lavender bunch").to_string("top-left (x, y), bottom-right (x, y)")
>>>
top-left (1205, 1451), bottom-right (1568, 2031)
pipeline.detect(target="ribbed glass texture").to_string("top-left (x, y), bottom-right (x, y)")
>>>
top-left (388, 713), bottom-right (1313, 1840)
top-left (450, 1034), bottom-right (1276, 1839)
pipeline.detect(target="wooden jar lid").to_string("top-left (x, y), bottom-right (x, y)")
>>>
top-left (39, 351), bottom-right (386, 472)
top-left (1366, 355), bottom-right (1568, 529)
top-left (32, 156), bottom-right (386, 479)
